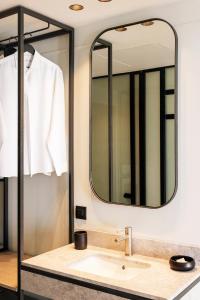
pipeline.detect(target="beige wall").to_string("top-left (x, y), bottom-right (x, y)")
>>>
top-left (74, 0), bottom-right (200, 245)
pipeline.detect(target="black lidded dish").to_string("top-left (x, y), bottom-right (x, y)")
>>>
top-left (169, 255), bottom-right (195, 272)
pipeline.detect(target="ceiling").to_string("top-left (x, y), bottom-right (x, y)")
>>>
top-left (0, 0), bottom-right (182, 28)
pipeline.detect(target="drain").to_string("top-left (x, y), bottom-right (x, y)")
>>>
top-left (122, 265), bottom-right (126, 270)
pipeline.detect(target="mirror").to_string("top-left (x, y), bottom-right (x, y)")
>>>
top-left (90, 19), bottom-right (177, 208)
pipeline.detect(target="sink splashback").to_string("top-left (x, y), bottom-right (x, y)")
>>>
top-left (80, 230), bottom-right (200, 265)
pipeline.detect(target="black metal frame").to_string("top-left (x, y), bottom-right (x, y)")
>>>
top-left (130, 73), bottom-right (136, 205)
top-left (3, 178), bottom-right (8, 250)
top-left (89, 18), bottom-right (178, 209)
top-left (0, 44), bottom-right (21, 253)
top-left (138, 71), bottom-right (146, 206)
top-left (0, 21), bottom-right (50, 44)
top-left (0, 178), bottom-right (8, 251)
top-left (0, 5), bottom-right (74, 297)
top-left (160, 69), bottom-right (167, 205)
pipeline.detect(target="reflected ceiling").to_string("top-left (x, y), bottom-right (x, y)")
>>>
top-left (93, 21), bottom-right (175, 76)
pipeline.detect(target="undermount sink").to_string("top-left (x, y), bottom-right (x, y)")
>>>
top-left (67, 254), bottom-right (151, 281)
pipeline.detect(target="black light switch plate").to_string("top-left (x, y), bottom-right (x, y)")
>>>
top-left (76, 206), bottom-right (87, 220)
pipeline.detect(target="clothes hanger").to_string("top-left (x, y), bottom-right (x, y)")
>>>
top-left (4, 45), bottom-right (17, 57)
top-left (4, 39), bottom-right (35, 57)
top-left (3, 38), bottom-right (17, 57)
top-left (24, 44), bottom-right (35, 55)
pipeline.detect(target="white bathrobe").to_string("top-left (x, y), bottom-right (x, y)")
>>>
top-left (0, 50), bottom-right (68, 177)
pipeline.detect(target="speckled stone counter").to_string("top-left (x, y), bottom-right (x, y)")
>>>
top-left (21, 244), bottom-right (200, 300)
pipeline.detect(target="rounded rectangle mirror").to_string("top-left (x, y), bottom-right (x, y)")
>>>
top-left (90, 19), bottom-right (178, 208)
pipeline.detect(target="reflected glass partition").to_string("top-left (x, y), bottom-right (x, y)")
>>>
top-left (91, 19), bottom-right (177, 208)
top-left (0, 8), bottom-right (73, 293)
top-left (0, 13), bottom-right (18, 291)
top-left (23, 14), bottom-right (70, 258)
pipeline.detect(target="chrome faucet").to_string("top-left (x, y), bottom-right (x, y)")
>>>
top-left (114, 226), bottom-right (133, 256)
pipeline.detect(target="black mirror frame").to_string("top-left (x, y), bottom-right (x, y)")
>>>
top-left (89, 18), bottom-right (178, 209)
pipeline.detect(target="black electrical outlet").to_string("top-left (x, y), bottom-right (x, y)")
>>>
top-left (76, 206), bottom-right (87, 220)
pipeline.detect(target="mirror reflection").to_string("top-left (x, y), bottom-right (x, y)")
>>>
top-left (91, 19), bottom-right (177, 207)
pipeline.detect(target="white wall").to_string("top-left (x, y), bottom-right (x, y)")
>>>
top-left (74, 0), bottom-right (200, 246)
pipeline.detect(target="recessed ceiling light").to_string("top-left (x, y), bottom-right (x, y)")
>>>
top-left (69, 4), bottom-right (84, 11)
top-left (115, 27), bottom-right (127, 32)
top-left (98, 0), bottom-right (112, 2)
top-left (141, 21), bottom-right (154, 26)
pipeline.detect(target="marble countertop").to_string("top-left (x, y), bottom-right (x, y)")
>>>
top-left (22, 244), bottom-right (200, 300)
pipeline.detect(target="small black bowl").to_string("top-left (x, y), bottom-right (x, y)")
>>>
top-left (169, 255), bottom-right (195, 272)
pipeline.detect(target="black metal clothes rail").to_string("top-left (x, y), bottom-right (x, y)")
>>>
top-left (0, 22), bottom-right (50, 44)
top-left (0, 6), bottom-right (74, 298)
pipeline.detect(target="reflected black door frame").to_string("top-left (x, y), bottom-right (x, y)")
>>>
top-left (131, 66), bottom-right (175, 206)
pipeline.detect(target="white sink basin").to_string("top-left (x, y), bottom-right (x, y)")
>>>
top-left (67, 254), bottom-right (150, 281)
